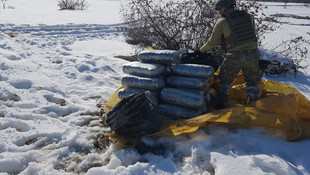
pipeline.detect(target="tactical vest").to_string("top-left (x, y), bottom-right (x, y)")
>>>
top-left (225, 10), bottom-right (257, 50)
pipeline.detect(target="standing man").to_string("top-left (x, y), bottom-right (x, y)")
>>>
top-left (196, 0), bottom-right (261, 109)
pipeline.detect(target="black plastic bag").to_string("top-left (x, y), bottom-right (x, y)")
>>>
top-left (106, 91), bottom-right (159, 138)
top-left (180, 52), bottom-right (219, 71)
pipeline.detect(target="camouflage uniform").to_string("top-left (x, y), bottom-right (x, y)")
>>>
top-left (199, 8), bottom-right (260, 106)
top-left (220, 50), bottom-right (260, 86)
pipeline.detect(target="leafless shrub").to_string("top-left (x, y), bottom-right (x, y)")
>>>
top-left (121, 0), bottom-right (276, 54)
top-left (258, 35), bottom-right (309, 75)
top-left (58, 0), bottom-right (88, 10)
top-left (272, 36), bottom-right (309, 71)
top-left (122, 0), bottom-right (218, 51)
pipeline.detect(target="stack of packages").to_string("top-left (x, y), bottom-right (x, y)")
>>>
top-left (160, 63), bottom-right (214, 119)
top-left (119, 50), bottom-right (214, 119)
top-left (118, 50), bottom-right (179, 103)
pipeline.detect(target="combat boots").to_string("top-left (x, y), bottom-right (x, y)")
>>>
top-left (247, 85), bottom-right (260, 104)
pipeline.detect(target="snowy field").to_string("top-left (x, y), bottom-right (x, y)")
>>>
top-left (0, 0), bottom-right (310, 174)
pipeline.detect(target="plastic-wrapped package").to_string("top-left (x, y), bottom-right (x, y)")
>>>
top-left (106, 91), bottom-right (159, 138)
top-left (158, 103), bottom-right (202, 119)
top-left (123, 61), bottom-right (165, 77)
top-left (166, 76), bottom-right (208, 89)
top-left (121, 75), bottom-right (165, 90)
top-left (118, 88), bottom-right (160, 101)
top-left (118, 88), bottom-right (143, 99)
top-left (170, 64), bottom-right (214, 78)
top-left (138, 50), bottom-right (181, 65)
top-left (161, 88), bottom-right (205, 108)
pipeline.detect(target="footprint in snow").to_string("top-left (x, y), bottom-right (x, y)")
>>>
top-left (8, 79), bottom-right (33, 89)
top-left (65, 72), bottom-right (77, 79)
top-left (0, 75), bottom-right (9, 81)
top-left (36, 105), bottom-right (80, 118)
top-left (0, 118), bottom-right (31, 132)
top-left (43, 94), bottom-right (66, 106)
top-left (13, 133), bottom-right (62, 148)
top-left (0, 88), bottom-right (21, 102)
top-left (0, 62), bottom-right (10, 70)
top-left (7, 54), bottom-right (22, 60)
top-left (76, 64), bottom-right (91, 73)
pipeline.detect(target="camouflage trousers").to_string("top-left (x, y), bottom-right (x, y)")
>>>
top-left (219, 49), bottom-right (261, 86)
top-left (215, 49), bottom-right (261, 107)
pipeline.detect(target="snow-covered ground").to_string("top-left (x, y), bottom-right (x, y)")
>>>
top-left (0, 0), bottom-right (309, 174)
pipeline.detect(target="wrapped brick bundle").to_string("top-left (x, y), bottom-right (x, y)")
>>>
top-left (161, 88), bottom-right (205, 109)
top-left (166, 76), bottom-right (208, 89)
top-left (123, 61), bottom-right (165, 77)
top-left (121, 75), bottom-right (165, 90)
top-left (138, 50), bottom-right (181, 65)
top-left (170, 64), bottom-right (214, 79)
top-left (118, 88), bottom-right (160, 99)
top-left (118, 88), bottom-right (142, 99)
top-left (158, 103), bottom-right (202, 119)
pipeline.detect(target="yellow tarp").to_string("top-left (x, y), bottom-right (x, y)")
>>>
top-left (105, 80), bottom-right (310, 143)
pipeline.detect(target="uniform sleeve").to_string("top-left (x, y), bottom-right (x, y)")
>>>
top-left (199, 19), bottom-right (224, 53)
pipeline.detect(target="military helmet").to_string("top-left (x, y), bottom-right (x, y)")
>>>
top-left (214, 0), bottom-right (236, 10)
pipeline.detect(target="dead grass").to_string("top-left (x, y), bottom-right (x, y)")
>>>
top-left (5, 32), bottom-right (17, 38)
top-left (114, 55), bottom-right (138, 62)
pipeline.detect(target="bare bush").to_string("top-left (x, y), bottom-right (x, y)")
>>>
top-left (271, 36), bottom-right (309, 71)
top-left (122, 0), bottom-right (218, 51)
top-left (121, 0), bottom-right (276, 54)
top-left (258, 35), bottom-right (309, 75)
top-left (58, 0), bottom-right (88, 10)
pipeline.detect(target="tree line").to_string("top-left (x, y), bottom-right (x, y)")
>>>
top-left (256, 0), bottom-right (309, 3)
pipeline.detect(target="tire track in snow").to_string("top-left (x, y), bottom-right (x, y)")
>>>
top-left (0, 23), bottom-right (125, 38)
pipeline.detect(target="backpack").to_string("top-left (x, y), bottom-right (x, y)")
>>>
top-left (105, 91), bottom-right (159, 138)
